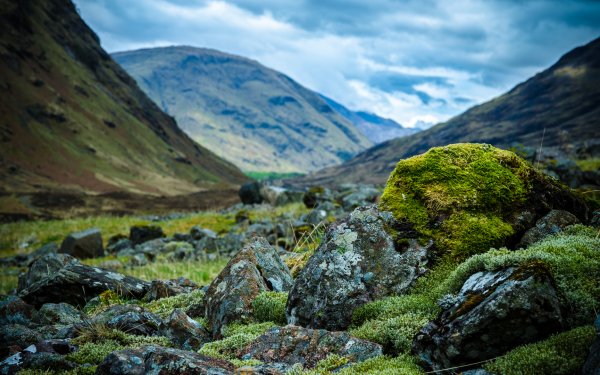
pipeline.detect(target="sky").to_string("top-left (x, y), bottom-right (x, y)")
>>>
top-left (73, 0), bottom-right (600, 128)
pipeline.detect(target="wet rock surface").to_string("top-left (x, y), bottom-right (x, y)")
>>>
top-left (412, 265), bottom-right (564, 371)
top-left (238, 325), bottom-right (383, 369)
top-left (287, 205), bottom-right (430, 330)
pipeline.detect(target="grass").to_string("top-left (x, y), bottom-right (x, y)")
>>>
top-left (245, 171), bottom-right (305, 181)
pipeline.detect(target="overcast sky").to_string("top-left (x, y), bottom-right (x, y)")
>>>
top-left (74, 0), bottom-right (600, 128)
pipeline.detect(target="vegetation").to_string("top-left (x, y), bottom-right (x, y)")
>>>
top-left (252, 291), bottom-right (288, 325)
top-left (245, 171), bottom-right (305, 181)
top-left (198, 322), bottom-right (276, 360)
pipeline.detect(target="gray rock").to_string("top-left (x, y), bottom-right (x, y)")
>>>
top-left (93, 305), bottom-right (162, 336)
top-left (58, 228), bottom-right (104, 259)
top-left (287, 205), bottom-right (430, 330)
top-left (0, 340), bottom-right (77, 375)
top-left (412, 266), bottom-right (564, 371)
top-left (239, 181), bottom-right (263, 205)
top-left (160, 309), bottom-right (211, 351)
top-left (129, 225), bottom-right (164, 246)
top-left (145, 277), bottom-right (199, 302)
top-left (260, 185), bottom-right (303, 206)
top-left (18, 254), bottom-right (150, 308)
top-left (340, 186), bottom-right (380, 211)
top-left (238, 325), bottom-right (383, 369)
top-left (0, 296), bottom-right (39, 326)
top-left (106, 235), bottom-right (131, 254)
top-left (0, 324), bottom-right (43, 353)
top-left (205, 237), bottom-right (293, 338)
top-left (582, 315), bottom-right (600, 375)
top-left (518, 209), bottom-right (580, 247)
top-left (96, 345), bottom-right (235, 375)
top-left (38, 303), bottom-right (82, 325)
top-left (190, 226), bottom-right (217, 240)
top-left (0, 242), bottom-right (57, 267)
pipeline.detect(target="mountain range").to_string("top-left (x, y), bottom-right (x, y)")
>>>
top-left (298, 36), bottom-right (600, 185)
top-left (0, 0), bottom-right (245, 197)
top-left (113, 46), bottom-right (374, 173)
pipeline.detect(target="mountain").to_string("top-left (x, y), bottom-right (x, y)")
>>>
top-left (299, 37), bottom-right (600, 185)
top-left (0, 0), bottom-right (245, 197)
top-left (113, 47), bottom-right (372, 174)
top-left (321, 96), bottom-right (419, 144)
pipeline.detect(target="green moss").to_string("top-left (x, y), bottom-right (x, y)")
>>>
top-left (350, 313), bottom-right (430, 354)
top-left (66, 340), bottom-right (123, 365)
top-left (230, 359), bottom-right (263, 368)
top-left (381, 143), bottom-right (535, 260)
top-left (337, 355), bottom-right (423, 375)
top-left (484, 326), bottom-right (596, 375)
top-left (73, 324), bottom-right (172, 348)
top-left (142, 289), bottom-right (205, 318)
top-left (198, 322), bottom-right (275, 360)
top-left (252, 291), bottom-right (288, 325)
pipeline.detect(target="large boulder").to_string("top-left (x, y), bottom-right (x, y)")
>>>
top-left (518, 209), bottom-right (580, 247)
top-left (287, 205), bottom-right (430, 331)
top-left (238, 325), bottom-right (383, 369)
top-left (205, 237), bottom-right (293, 338)
top-left (129, 225), bottom-right (164, 246)
top-left (380, 144), bottom-right (590, 260)
top-left (412, 265), bottom-right (564, 371)
top-left (239, 181), bottom-right (263, 205)
top-left (96, 345), bottom-right (235, 374)
top-left (18, 254), bottom-right (150, 308)
top-left (58, 228), bottom-right (104, 259)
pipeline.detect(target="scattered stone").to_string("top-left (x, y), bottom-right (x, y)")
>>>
top-left (0, 242), bottom-right (58, 267)
top-left (0, 296), bottom-right (39, 326)
top-left (58, 228), bottom-right (104, 259)
top-left (96, 345), bottom-right (235, 374)
top-left (0, 340), bottom-right (77, 374)
top-left (94, 305), bottom-right (162, 336)
top-left (518, 209), bottom-right (580, 247)
top-left (129, 225), bottom-right (164, 246)
top-left (160, 309), bottom-right (211, 350)
top-left (18, 254), bottom-right (150, 308)
top-left (260, 185), bottom-right (303, 206)
top-left (340, 185), bottom-right (380, 211)
top-left (190, 226), bottom-right (217, 240)
top-left (106, 235), bottom-right (131, 254)
top-left (238, 325), bottom-right (383, 369)
top-left (0, 324), bottom-right (43, 354)
top-left (287, 205), bottom-right (430, 330)
top-left (412, 265), bottom-right (564, 371)
top-left (38, 303), bottom-right (83, 325)
top-left (239, 181), bottom-right (263, 205)
top-left (145, 277), bottom-right (200, 302)
top-left (235, 363), bottom-right (291, 374)
top-left (205, 237), bottom-right (293, 338)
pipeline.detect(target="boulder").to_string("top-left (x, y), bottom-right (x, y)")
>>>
top-left (58, 228), bottom-right (104, 259)
top-left (0, 296), bottom-right (39, 326)
top-left (93, 305), bottom-right (162, 336)
top-left (96, 345), bottom-right (235, 375)
top-left (145, 277), bottom-right (200, 302)
top-left (239, 181), bottom-right (263, 205)
top-left (238, 325), bottom-right (383, 369)
top-left (0, 242), bottom-right (57, 267)
top-left (260, 185), bottom-right (303, 206)
top-left (412, 265), bottom-right (564, 371)
top-left (38, 303), bottom-right (83, 326)
top-left (0, 324), bottom-right (43, 355)
top-left (106, 235), bottom-right (131, 254)
top-left (287, 205), bottom-right (430, 331)
top-left (205, 237), bottom-right (293, 338)
top-left (518, 209), bottom-right (580, 247)
top-left (129, 225), bottom-right (164, 246)
top-left (303, 187), bottom-right (334, 209)
top-left (160, 309), bottom-right (211, 350)
top-left (18, 254), bottom-right (150, 308)
top-left (190, 226), bottom-right (217, 240)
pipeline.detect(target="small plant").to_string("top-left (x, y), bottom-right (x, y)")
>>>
top-left (198, 322), bottom-right (275, 360)
top-left (252, 291), bottom-right (288, 325)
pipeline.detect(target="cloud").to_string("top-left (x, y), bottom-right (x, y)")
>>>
top-left (74, 0), bottom-right (600, 128)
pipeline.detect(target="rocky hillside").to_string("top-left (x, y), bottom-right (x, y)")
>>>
top-left (0, 0), bottom-right (246, 196)
top-left (322, 95), bottom-right (419, 144)
top-left (300, 37), bottom-right (600, 185)
top-left (113, 47), bottom-right (372, 173)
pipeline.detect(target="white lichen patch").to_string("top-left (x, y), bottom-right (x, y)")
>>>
top-left (105, 272), bottom-right (125, 281)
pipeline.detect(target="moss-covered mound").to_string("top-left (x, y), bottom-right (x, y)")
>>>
top-left (381, 143), bottom-right (588, 259)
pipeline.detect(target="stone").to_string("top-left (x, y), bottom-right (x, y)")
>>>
top-left (145, 277), bottom-right (200, 302)
top-left (38, 303), bottom-right (83, 325)
top-left (106, 235), bottom-right (131, 254)
top-left (518, 209), bottom-right (580, 247)
top-left (260, 185), bottom-right (303, 206)
top-left (0, 324), bottom-right (43, 354)
top-left (0, 242), bottom-right (57, 267)
top-left (129, 225), bottom-right (164, 246)
top-left (18, 254), bottom-right (150, 308)
top-left (340, 185), bottom-right (381, 211)
top-left (190, 226), bottom-right (217, 240)
top-left (0, 340), bottom-right (77, 374)
top-left (93, 305), bottom-right (162, 336)
top-left (412, 265), bottom-right (564, 371)
top-left (238, 325), bottom-right (383, 369)
top-left (96, 345), bottom-right (235, 375)
top-left (287, 205), bottom-right (430, 331)
top-left (160, 309), bottom-right (211, 350)
top-left (205, 237), bottom-right (293, 338)
top-left (235, 363), bottom-right (291, 374)
top-left (0, 296), bottom-right (39, 326)
top-left (239, 181), bottom-right (263, 205)
top-left (58, 228), bottom-right (104, 259)
top-left (582, 315), bottom-right (600, 375)
top-left (303, 187), bottom-right (334, 209)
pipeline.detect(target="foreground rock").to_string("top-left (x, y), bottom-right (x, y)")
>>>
top-left (92, 305), bottom-right (162, 336)
top-left (18, 254), bottom-right (150, 308)
top-left (205, 237), bottom-right (293, 338)
top-left (58, 228), bottom-right (104, 259)
top-left (0, 339), bottom-right (77, 374)
top-left (238, 325), bottom-right (383, 369)
top-left (412, 265), bottom-right (564, 371)
top-left (160, 309), bottom-right (211, 350)
top-left (287, 205), bottom-right (430, 330)
top-left (518, 209), bottom-right (580, 247)
top-left (96, 345), bottom-right (235, 374)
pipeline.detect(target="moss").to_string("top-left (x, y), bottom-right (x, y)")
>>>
top-left (381, 143), bottom-right (535, 260)
top-left (337, 355), bottom-right (423, 375)
top-left (230, 359), bottom-right (263, 368)
top-left (66, 340), bottom-right (123, 365)
top-left (198, 322), bottom-right (275, 360)
top-left (484, 325), bottom-right (596, 375)
top-left (252, 291), bottom-right (288, 325)
top-left (142, 289), bottom-right (205, 318)
top-left (73, 324), bottom-right (172, 348)
top-left (350, 313), bottom-right (430, 354)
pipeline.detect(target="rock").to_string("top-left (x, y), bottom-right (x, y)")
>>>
top-left (145, 277), bottom-right (200, 301)
top-left (190, 226), bottom-right (217, 240)
top-left (238, 325), bottom-right (383, 369)
top-left (58, 228), bottom-right (104, 259)
top-left (160, 309), bottom-right (211, 350)
top-left (582, 315), bottom-right (600, 375)
top-left (0, 324), bottom-right (43, 354)
top-left (0, 296), bottom-right (39, 326)
top-left (205, 237), bottom-right (293, 338)
top-left (38, 303), bottom-right (82, 325)
top-left (340, 185), bottom-right (381, 211)
top-left (106, 235), bottom-right (131, 254)
top-left (591, 210), bottom-right (600, 228)
top-left (0, 242), bottom-right (57, 267)
top-left (235, 363), bottom-right (291, 374)
top-left (239, 181), bottom-right (263, 205)
top-left (96, 345), bottom-right (235, 374)
top-left (18, 254), bottom-right (150, 308)
top-left (129, 225), bottom-right (164, 246)
top-left (303, 187), bottom-right (334, 208)
top-left (196, 233), bottom-right (246, 257)
top-left (518, 209), bottom-right (580, 247)
top-left (0, 340), bottom-right (77, 374)
top-left (94, 305), bottom-right (162, 336)
top-left (287, 205), bottom-right (430, 331)
top-left (97, 259), bottom-right (125, 270)
top-left (260, 185), bottom-right (303, 206)
top-left (412, 265), bottom-right (564, 371)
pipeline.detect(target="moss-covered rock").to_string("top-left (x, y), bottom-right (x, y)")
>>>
top-left (381, 143), bottom-right (589, 260)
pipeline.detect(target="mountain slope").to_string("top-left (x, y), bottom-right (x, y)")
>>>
top-left (300, 37), bottom-right (600, 185)
top-left (113, 47), bottom-right (372, 173)
top-left (0, 0), bottom-right (245, 196)
top-left (321, 96), bottom-right (419, 144)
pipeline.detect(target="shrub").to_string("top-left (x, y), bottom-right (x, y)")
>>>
top-left (252, 291), bottom-right (288, 324)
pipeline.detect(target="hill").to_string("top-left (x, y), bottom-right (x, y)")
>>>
top-left (0, 0), bottom-right (246, 198)
top-left (321, 96), bottom-right (419, 144)
top-left (113, 47), bottom-right (372, 173)
top-left (299, 37), bottom-right (600, 185)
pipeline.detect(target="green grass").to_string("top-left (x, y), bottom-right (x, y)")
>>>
top-left (245, 171), bottom-right (305, 181)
